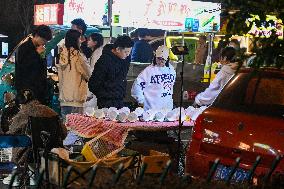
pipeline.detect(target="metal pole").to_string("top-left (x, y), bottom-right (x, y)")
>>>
top-left (108, 0), bottom-right (113, 41)
top-left (226, 157), bottom-right (241, 185)
top-left (208, 33), bottom-right (214, 82)
top-left (163, 30), bottom-right (167, 45)
top-left (247, 156), bottom-right (261, 184)
top-left (206, 158), bottom-right (220, 183)
top-left (177, 53), bottom-right (185, 176)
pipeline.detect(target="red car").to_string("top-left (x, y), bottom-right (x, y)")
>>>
top-left (186, 68), bottom-right (284, 183)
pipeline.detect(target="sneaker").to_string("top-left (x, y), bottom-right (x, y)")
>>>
top-left (30, 176), bottom-right (36, 186)
top-left (28, 170), bottom-right (36, 186)
top-left (2, 174), bottom-right (19, 186)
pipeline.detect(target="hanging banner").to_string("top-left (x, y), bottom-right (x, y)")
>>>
top-left (63, 0), bottom-right (108, 26)
top-left (34, 4), bottom-right (64, 25)
top-left (112, 0), bottom-right (221, 31)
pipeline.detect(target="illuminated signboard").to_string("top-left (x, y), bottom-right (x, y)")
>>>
top-left (185, 1), bottom-right (221, 32)
top-left (112, 0), bottom-right (220, 31)
top-left (34, 4), bottom-right (64, 25)
top-left (246, 15), bottom-right (283, 38)
top-left (63, 0), bottom-right (108, 25)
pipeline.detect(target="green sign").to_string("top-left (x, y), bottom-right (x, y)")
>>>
top-left (104, 3), bottom-right (108, 15)
top-left (113, 15), bottom-right (120, 24)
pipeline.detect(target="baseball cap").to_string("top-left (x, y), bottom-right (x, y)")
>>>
top-left (156, 45), bottom-right (169, 60)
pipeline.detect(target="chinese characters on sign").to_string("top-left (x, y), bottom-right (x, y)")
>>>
top-left (63, 0), bottom-right (107, 25)
top-left (63, 0), bottom-right (108, 25)
top-left (112, 0), bottom-right (221, 31)
top-left (144, 0), bottom-right (191, 18)
top-left (68, 0), bottom-right (84, 14)
top-left (34, 4), bottom-right (64, 25)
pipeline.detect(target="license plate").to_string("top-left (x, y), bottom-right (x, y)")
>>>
top-left (214, 164), bottom-right (249, 183)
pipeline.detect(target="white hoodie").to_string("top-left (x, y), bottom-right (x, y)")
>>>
top-left (195, 64), bottom-right (237, 106)
top-left (131, 64), bottom-right (176, 111)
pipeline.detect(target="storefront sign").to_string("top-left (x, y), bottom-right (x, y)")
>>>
top-left (63, 0), bottom-right (107, 25)
top-left (112, 0), bottom-right (220, 31)
top-left (34, 4), bottom-right (64, 25)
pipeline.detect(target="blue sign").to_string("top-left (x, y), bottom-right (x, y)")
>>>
top-left (192, 19), bottom-right (199, 32)
top-left (185, 18), bottom-right (199, 32)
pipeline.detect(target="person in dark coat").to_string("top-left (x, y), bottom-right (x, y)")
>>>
top-left (15, 25), bottom-right (52, 105)
top-left (8, 89), bottom-right (67, 166)
top-left (131, 28), bottom-right (153, 63)
top-left (88, 36), bottom-right (134, 109)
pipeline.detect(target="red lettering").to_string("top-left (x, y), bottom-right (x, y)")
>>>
top-left (76, 2), bottom-right (83, 13)
top-left (180, 4), bottom-right (190, 17)
top-left (157, 1), bottom-right (166, 16)
top-left (144, 0), bottom-right (153, 16)
top-left (69, 0), bottom-right (76, 9)
top-left (168, 3), bottom-right (177, 14)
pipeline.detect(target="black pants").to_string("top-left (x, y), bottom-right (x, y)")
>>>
top-left (97, 98), bottom-right (124, 109)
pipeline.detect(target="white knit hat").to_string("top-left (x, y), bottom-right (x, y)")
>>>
top-left (156, 45), bottom-right (169, 60)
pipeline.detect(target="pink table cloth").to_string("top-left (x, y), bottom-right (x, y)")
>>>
top-left (66, 114), bottom-right (194, 138)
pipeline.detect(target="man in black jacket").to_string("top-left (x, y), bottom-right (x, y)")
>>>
top-left (15, 25), bottom-right (52, 105)
top-left (88, 36), bottom-right (134, 109)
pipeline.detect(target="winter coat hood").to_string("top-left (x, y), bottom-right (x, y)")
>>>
top-left (56, 46), bottom-right (91, 107)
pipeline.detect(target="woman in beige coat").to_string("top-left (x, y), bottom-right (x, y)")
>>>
top-left (56, 29), bottom-right (91, 120)
top-left (57, 29), bottom-right (91, 146)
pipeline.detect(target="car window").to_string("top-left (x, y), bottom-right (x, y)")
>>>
top-left (250, 77), bottom-right (284, 117)
top-left (213, 71), bottom-right (284, 117)
top-left (254, 78), bottom-right (284, 106)
top-left (213, 72), bottom-right (251, 110)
